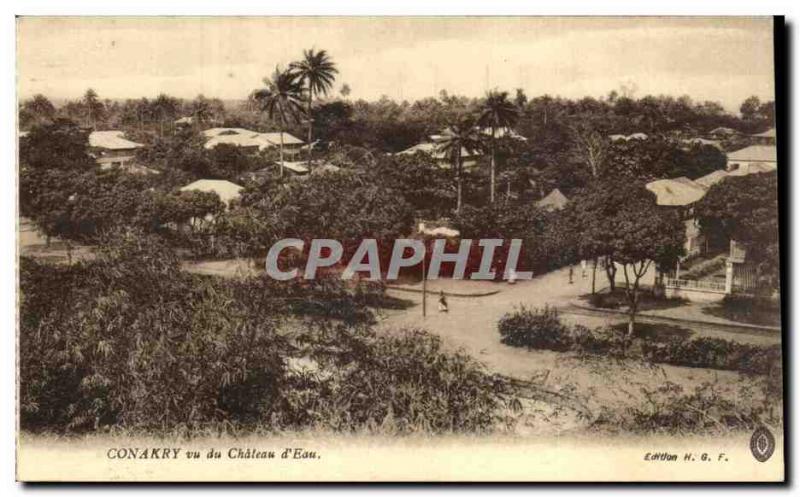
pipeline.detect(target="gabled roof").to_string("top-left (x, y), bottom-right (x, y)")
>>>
top-left (89, 131), bottom-right (143, 150)
top-left (645, 177), bottom-right (707, 206)
top-left (203, 128), bottom-right (304, 150)
top-left (727, 145), bottom-right (777, 163)
top-left (180, 179), bottom-right (244, 205)
top-left (202, 127), bottom-right (259, 138)
top-left (204, 133), bottom-right (264, 150)
top-left (536, 188), bottom-right (569, 211)
top-left (681, 137), bottom-right (722, 149)
top-left (281, 161), bottom-right (310, 174)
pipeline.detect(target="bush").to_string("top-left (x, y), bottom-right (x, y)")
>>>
top-left (498, 305), bottom-right (572, 351)
top-left (641, 337), bottom-right (782, 376)
top-left (19, 234), bottom-right (509, 435)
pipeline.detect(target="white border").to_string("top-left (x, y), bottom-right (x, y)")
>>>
top-left (2, 2), bottom-right (798, 495)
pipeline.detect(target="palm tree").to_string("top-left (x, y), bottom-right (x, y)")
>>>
top-left (478, 90), bottom-right (519, 203)
top-left (435, 117), bottom-right (485, 214)
top-left (251, 67), bottom-right (305, 178)
top-left (290, 49), bottom-right (338, 170)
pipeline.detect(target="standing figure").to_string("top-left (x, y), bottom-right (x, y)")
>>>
top-left (581, 259), bottom-right (587, 278)
top-left (438, 290), bottom-right (449, 313)
top-left (568, 265), bottom-right (574, 284)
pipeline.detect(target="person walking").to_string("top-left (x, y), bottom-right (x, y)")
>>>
top-left (568, 265), bottom-right (574, 284)
top-left (438, 290), bottom-right (449, 313)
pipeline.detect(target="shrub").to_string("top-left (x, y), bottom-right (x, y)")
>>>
top-left (20, 234), bottom-right (509, 435)
top-left (641, 337), bottom-right (782, 375)
top-left (497, 305), bottom-right (572, 351)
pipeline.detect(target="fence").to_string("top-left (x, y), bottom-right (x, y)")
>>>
top-left (665, 277), bottom-right (727, 293)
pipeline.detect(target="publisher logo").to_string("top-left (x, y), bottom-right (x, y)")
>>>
top-left (750, 426), bottom-right (776, 462)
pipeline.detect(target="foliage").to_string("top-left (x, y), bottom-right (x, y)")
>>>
top-left (498, 305), bottom-right (572, 351)
top-left (20, 235), bottom-right (509, 435)
top-left (696, 172), bottom-right (780, 292)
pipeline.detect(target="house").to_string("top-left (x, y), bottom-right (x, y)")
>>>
top-left (681, 137), bottom-right (722, 149)
top-left (535, 188), bottom-right (569, 211)
top-left (479, 127), bottom-right (527, 141)
top-left (397, 142), bottom-right (481, 169)
top-left (180, 179), bottom-right (244, 208)
top-left (725, 145), bottom-right (777, 175)
top-left (693, 170), bottom-right (729, 189)
top-left (646, 177), bottom-right (708, 257)
top-left (708, 126), bottom-right (738, 139)
top-left (88, 131), bottom-right (144, 168)
top-left (203, 128), bottom-right (305, 156)
top-left (609, 132), bottom-right (648, 142)
top-left (174, 116), bottom-right (194, 126)
top-left (750, 127), bottom-right (776, 145)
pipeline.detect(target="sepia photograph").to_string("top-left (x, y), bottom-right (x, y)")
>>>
top-left (14, 15), bottom-right (784, 482)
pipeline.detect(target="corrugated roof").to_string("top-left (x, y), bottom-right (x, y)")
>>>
top-left (727, 145), bottom-right (777, 163)
top-left (203, 129), bottom-right (304, 150)
top-left (645, 177), bottom-right (707, 206)
top-left (89, 131), bottom-right (143, 150)
top-left (536, 188), bottom-right (569, 211)
top-left (180, 179), bottom-right (244, 205)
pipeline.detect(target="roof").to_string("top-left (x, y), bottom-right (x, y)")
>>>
top-left (180, 179), bottom-right (244, 205)
top-left (536, 188), bottom-right (569, 211)
top-left (727, 145), bottom-right (777, 163)
top-left (709, 127), bottom-right (738, 136)
top-left (417, 222), bottom-right (460, 238)
top-left (609, 132), bottom-right (648, 142)
top-left (752, 128), bottom-right (776, 138)
top-left (727, 162), bottom-right (777, 176)
top-left (202, 127), bottom-right (259, 138)
top-left (397, 142), bottom-right (478, 160)
top-left (682, 137), bottom-right (722, 148)
top-left (175, 116), bottom-right (194, 124)
top-left (259, 132), bottom-right (304, 146)
top-left (645, 177), bottom-right (707, 206)
top-left (203, 128), bottom-right (304, 150)
top-left (88, 131), bottom-right (143, 150)
top-left (694, 170), bottom-right (729, 189)
top-left (204, 133), bottom-right (265, 150)
top-left (281, 161), bottom-right (310, 174)
top-left (480, 127), bottom-right (527, 141)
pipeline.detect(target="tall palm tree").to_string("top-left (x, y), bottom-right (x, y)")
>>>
top-left (290, 49), bottom-right (338, 170)
top-left (251, 67), bottom-right (305, 178)
top-left (478, 90), bottom-right (519, 203)
top-left (435, 117), bottom-right (485, 214)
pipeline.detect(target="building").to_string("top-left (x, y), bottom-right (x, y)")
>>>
top-left (535, 188), bottom-right (569, 212)
top-left (708, 126), bottom-right (738, 139)
top-left (750, 127), bottom-right (776, 145)
top-left (681, 137), bottom-right (722, 149)
top-left (397, 142), bottom-right (481, 169)
top-left (725, 145), bottom-right (777, 175)
top-left (479, 127), bottom-right (527, 141)
top-left (646, 177), bottom-right (708, 257)
top-left (203, 128), bottom-right (305, 156)
top-left (180, 179), bottom-right (244, 208)
top-left (174, 116), bottom-right (194, 126)
top-left (609, 132), bottom-right (648, 142)
top-left (88, 131), bottom-right (144, 168)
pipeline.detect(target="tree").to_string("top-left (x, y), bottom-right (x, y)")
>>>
top-left (434, 117), bottom-right (485, 213)
top-left (696, 172), bottom-right (779, 293)
top-left (83, 88), bottom-right (104, 129)
top-left (740, 95), bottom-right (762, 121)
top-left (152, 94), bottom-right (181, 137)
top-left (339, 83), bottom-right (352, 98)
top-left (572, 181), bottom-right (685, 341)
top-left (478, 90), bottom-right (519, 203)
top-left (571, 124), bottom-right (607, 179)
top-left (251, 67), bottom-right (305, 178)
top-left (19, 94), bottom-right (57, 129)
top-left (290, 49), bottom-right (338, 169)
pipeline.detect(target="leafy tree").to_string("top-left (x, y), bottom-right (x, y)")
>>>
top-left (478, 90), bottom-right (519, 203)
top-left (696, 172), bottom-right (779, 293)
top-left (290, 49), bottom-right (338, 169)
top-left (83, 88), bottom-right (105, 129)
top-left (19, 94), bottom-right (57, 129)
top-left (251, 67), bottom-right (306, 178)
top-left (571, 181), bottom-right (685, 339)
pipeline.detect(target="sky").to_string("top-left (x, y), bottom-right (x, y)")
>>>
top-left (17, 17), bottom-right (776, 112)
